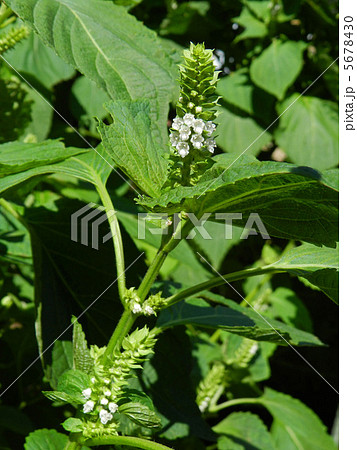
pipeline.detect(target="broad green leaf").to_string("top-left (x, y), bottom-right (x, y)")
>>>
top-left (217, 69), bottom-right (275, 120)
top-left (232, 7), bottom-right (268, 42)
top-left (160, 1), bottom-right (210, 36)
top-left (21, 84), bottom-right (53, 141)
top-left (216, 107), bottom-right (272, 155)
top-left (7, 0), bottom-right (177, 140)
top-left (6, 30), bottom-right (75, 89)
top-left (72, 318), bottom-right (93, 373)
top-left (250, 40), bottom-right (306, 100)
top-left (275, 94), bottom-right (339, 170)
top-left (138, 156), bottom-right (338, 247)
top-left (259, 388), bottom-right (337, 450)
top-left (268, 243), bottom-right (339, 303)
top-left (24, 429), bottom-right (69, 450)
top-left (57, 369), bottom-right (90, 402)
top-left (245, 1), bottom-right (272, 22)
top-left (62, 417), bottom-right (83, 432)
top-left (213, 412), bottom-right (275, 450)
top-left (45, 341), bottom-right (73, 389)
top-left (157, 300), bottom-right (323, 346)
top-left (98, 100), bottom-right (168, 197)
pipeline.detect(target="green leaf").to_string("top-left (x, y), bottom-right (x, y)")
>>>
top-left (6, 30), bottom-right (75, 89)
top-left (217, 69), bottom-right (275, 120)
top-left (250, 40), bottom-right (306, 100)
top-left (45, 341), bottom-right (73, 389)
top-left (57, 369), bottom-right (90, 402)
top-left (269, 243), bottom-right (338, 303)
top-left (42, 390), bottom-right (82, 405)
top-left (7, 0), bottom-right (177, 139)
top-left (62, 417), bottom-right (84, 432)
top-left (275, 94), bottom-right (339, 170)
top-left (216, 107), bottom-right (272, 155)
top-left (72, 317), bottom-right (93, 373)
top-left (157, 300), bottom-right (323, 346)
top-left (24, 429), bottom-right (69, 450)
top-left (98, 100), bottom-right (168, 197)
top-left (232, 7), bottom-right (268, 42)
top-left (213, 412), bottom-right (276, 450)
top-left (118, 401), bottom-right (161, 429)
top-left (138, 156), bottom-right (338, 247)
top-left (259, 388), bottom-right (337, 450)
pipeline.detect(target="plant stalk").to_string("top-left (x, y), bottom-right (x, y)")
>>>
top-left (209, 397), bottom-right (259, 413)
top-left (83, 436), bottom-right (173, 449)
top-left (96, 181), bottom-right (126, 303)
top-left (102, 309), bottom-right (136, 363)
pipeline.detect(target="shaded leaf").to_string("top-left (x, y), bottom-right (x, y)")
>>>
top-left (72, 317), bottom-right (93, 373)
top-left (233, 7), bottom-right (268, 42)
top-left (57, 369), bottom-right (90, 402)
top-left (24, 429), bottom-right (69, 450)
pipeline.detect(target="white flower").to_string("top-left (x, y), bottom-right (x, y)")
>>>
top-left (195, 106), bottom-right (202, 113)
top-left (176, 142), bottom-right (189, 158)
top-left (172, 117), bottom-right (184, 130)
top-left (104, 390), bottom-right (112, 397)
top-left (90, 377), bottom-right (96, 384)
top-left (143, 305), bottom-right (155, 315)
top-left (170, 131), bottom-right (180, 147)
top-left (82, 388), bottom-right (92, 400)
top-left (99, 409), bottom-right (113, 425)
top-left (205, 137), bottom-right (217, 153)
top-left (83, 400), bottom-right (94, 413)
top-left (192, 119), bottom-right (205, 134)
top-left (132, 302), bottom-right (142, 314)
top-left (104, 378), bottom-right (110, 384)
top-left (183, 113), bottom-right (195, 126)
top-left (205, 121), bottom-right (216, 136)
top-left (191, 134), bottom-right (204, 149)
top-left (187, 102), bottom-right (195, 109)
top-left (100, 398), bottom-right (109, 406)
top-left (108, 402), bottom-right (118, 414)
top-left (179, 125), bottom-right (191, 141)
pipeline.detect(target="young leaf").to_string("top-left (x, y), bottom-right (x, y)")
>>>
top-left (62, 417), bottom-right (84, 433)
top-left (157, 300), bottom-right (323, 346)
top-left (72, 317), bottom-right (93, 373)
top-left (275, 94), bottom-right (339, 170)
top-left (57, 369), bottom-right (90, 402)
top-left (42, 390), bottom-right (82, 405)
top-left (118, 402), bottom-right (162, 429)
top-left (259, 388), bottom-right (337, 450)
top-left (98, 100), bottom-right (169, 197)
top-left (250, 40), bottom-right (306, 100)
top-left (213, 412), bottom-right (275, 450)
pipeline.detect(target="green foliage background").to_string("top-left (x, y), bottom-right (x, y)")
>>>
top-left (0, 0), bottom-right (338, 449)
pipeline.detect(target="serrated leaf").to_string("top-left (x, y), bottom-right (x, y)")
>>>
top-left (7, 0), bottom-right (177, 140)
top-left (259, 388), bottom-right (337, 450)
top-left (24, 429), bottom-right (69, 450)
top-left (250, 40), bottom-right (306, 99)
top-left (269, 243), bottom-right (339, 303)
top-left (138, 157), bottom-right (338, 247)
top-left (213, 412), bottom-right (276, 450)
top-left (42, 390), bottom-right (82, 405)
top-left (57, 369), bottom-right (90, 403)
top-left (62, 417), bottom-right (84, 432)
top-left (157, 299), bottom-right (323, 346)
top-left (98, 100), bottom-right (168, 197)
top-left (45, 341), bottom-right (73, 389)
top-left (72, 317), bottom-right (93, 373)
top-left (275, 94), bottom-right (339, 170)
top-left (118, 401), bottom-right (161, 429)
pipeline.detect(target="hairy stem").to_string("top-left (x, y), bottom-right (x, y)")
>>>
top-left (83, 435), bottom-right (174, 449)
top-left (164, 266), bottom-right (281, 307)
top-left (96, 180), bottom-right (126, 303)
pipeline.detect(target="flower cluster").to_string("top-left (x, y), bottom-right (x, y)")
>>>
top-left (170, 113), bottom-right (217, 158)
top-left (125, 287), bottom-right (166, 317)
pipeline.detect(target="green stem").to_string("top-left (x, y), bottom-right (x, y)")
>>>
top-left (0, 4), bottom-right (12, 27)
top-left (209, 397), bottom-right (259, 413)
top-left (137, 216), bottom-right (194, 301)
top-left (165, 266), bottom-right (281, 307)
top-left (83, 435), bottom-right (174, 449)
top-left (0, 198), bottom-right (27, 228)
top-left (181, 153), bottom-right (193, 186)
top-left (96, 180), bottom-right (126, 303)
top-left (103, 309), bottom-right (136, 363)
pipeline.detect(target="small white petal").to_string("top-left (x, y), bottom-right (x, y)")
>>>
top-left (104, 390), bottom-right (112, 397)
top-left (169, 131), bottom-right (180, 147)
top-left (82, 388), bottom-right (92, 400)
top-left (108, 402), bottom-right (118, 413)
top-left (191, 134), bottom-right (204, 149)
top-left (176, 142), bottom-right (189, 158)
top-left (90, 377), bottom-right (96, 383)
top-left (132, 302), bottom-right (142, 314)
top-left (104, 378), bottom-right (110, 384)
top-left (83, 400), bottom-right (95, 413)
top-left (193, 119), bottom-right (205, 134)
top-left (205, 121), bottom-right (216, 136)
top-left (195, 106), bottom-right (202, 113)
top-left (172, 117), bottom-right (184, 130)
top-left (99, 409), bottom-right (113, 425)
top-left (100, 398), bottom-right (109, 405)
top-left (183, 113), bottom-right (195, 126)
top-left (187, 102), bottom-right (195, 109)
top-left (144, 305), bottom-right (155, 315)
